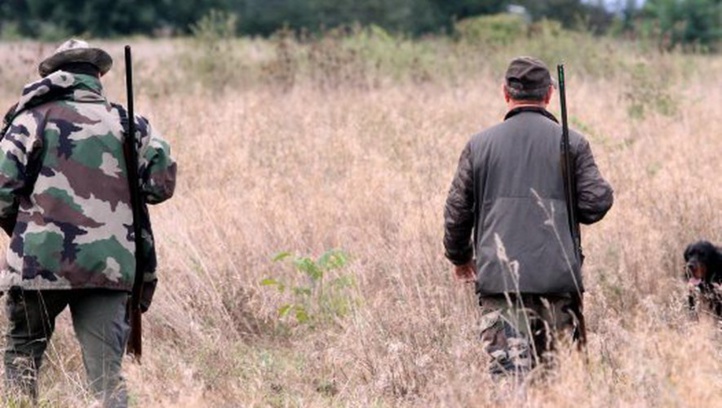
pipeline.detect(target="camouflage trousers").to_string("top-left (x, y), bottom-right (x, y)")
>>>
top-left (478, 294), bottom-right (579, 377)
top-left (4, 288), bottom-right (129, 408)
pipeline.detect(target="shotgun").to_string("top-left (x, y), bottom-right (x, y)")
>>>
top-left (557, 64), bottom-right (587, 350)
top-left (124, 45), bottom-right (145, 360)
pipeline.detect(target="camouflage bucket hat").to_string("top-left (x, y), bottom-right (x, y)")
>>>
top-left (38, 39), bottom-right (113, 78)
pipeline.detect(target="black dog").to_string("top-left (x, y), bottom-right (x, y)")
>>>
top-left (684, 240), bottom-right (722, 319)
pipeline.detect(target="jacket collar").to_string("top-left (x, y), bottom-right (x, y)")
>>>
top-left (504, 106), bottom-right (559, 123)
top-left (5, 71), bottom-right (105, 127)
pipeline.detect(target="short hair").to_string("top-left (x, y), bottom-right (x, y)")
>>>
top-left (504, 84), bottom-right (549, 102)
top-left (56, 62), bottom-right (101, 77)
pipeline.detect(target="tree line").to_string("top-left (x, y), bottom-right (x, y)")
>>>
top-left (1, 0), bottom-right (721, 50)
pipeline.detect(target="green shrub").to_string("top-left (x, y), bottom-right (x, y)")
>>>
top-left (262, 249), bottom-right (358, 327)
top-left (181, 9), bottom-right (241, 92)
top-left (0, 21), bottom-right (22, 40)
top-left (261, 27), bottom-right (298, 92)
top-left (623, 61), bottom-right (677, 119)
top-left (306, 27), bottom-right (369, 90)
top-left (454, 13), bottom-right (528, 45)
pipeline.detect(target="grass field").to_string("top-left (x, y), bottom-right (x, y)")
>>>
top-left (1, 28), bottom-right (722, 407)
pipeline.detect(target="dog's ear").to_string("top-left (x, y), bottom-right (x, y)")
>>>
top-left (711, 246), bottom-right (722, 280)
top-left (703, 245), bottom-right (722, 283)
top-left (683, 243), bottom-right (693, 261)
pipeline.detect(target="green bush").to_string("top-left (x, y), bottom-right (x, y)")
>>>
top-left (181, 9), bottom-right (241, 93)
top-left (0, 21), bottom-right (23, 41)
top-left (261, 27), bottom-right (299, 92)
top-left (623, 61), bottom-right (677, 119)
top-left (262, 249), bottom-right (358, 327)
top-left (642, 0), bottom-right (722, 52)
top-left (306, 27), bottom-right (369, 90)
top-left (454, 13), bottom-right (528, 45)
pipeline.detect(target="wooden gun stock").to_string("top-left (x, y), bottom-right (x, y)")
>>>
top-left (127, 301), bottom-right (142, 358)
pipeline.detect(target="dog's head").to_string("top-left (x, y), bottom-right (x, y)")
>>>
top-left (684, 240), bottom-right (722, 285)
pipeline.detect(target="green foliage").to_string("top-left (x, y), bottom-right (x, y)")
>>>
top-left (190, 8), bottom-right (238, 41)
top-left (623, 61), bottom-right (678, 119)
top-left (336, 25), bottom-right (423, 84)
top-left (306, 26), bottom-right (370, 90)
top-left (34, 22), bottom-right (71, 42)
top-left (642, 0), bottom-right (722, 51)
top-left (239, 0), bottom-right (508, 37)
top-left (262, 27), bottom-right (299, 92)
top-left (431, 0), bottom-right (508, 23)
top-left (170, 12), bottom-right (697, 103)
top-left (1, 0), bottom-right (230, 38)
top-left (22, 0), bottom-right (158, 38)
top-left (0, 21), bottom-right (24, 41)
top-left (256, 24), bottom-right (458, 92)
top-left (181, 9), bottom-right (241, 92)
top-left (262, 249), bottom-right (357, 326)
top-left (454, 13), bottom-right (528, 45)
top-left (512, 0), bottom-right (613, 32)
top-left (161, 0), bottom-right (233, 35)
top-left (3, 396), bottom-right (55, 408)
top-left (0, 0), bottom-right (626, 40)
top-left (508, 19), bottom-right (645, 81)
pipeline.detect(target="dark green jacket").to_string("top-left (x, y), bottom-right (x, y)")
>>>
top-left (444, 107), bottom-right (613, 295)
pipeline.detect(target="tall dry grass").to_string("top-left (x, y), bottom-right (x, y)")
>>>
top-left (0, 30), bottom-right (722, 407)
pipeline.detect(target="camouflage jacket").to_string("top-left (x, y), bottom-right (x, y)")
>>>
top-left (0, 71), bottom-right (176, 291)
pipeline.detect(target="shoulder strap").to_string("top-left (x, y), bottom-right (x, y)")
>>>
top-left (112, 101), bottom-right (156, 269)
top-left (111, 102), bottom-right (137, 169)
top-left (112, 102), bottom-right (130, 139)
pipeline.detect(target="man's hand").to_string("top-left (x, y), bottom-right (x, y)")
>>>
top-left (454, 260), bottom-right (476, 283)
top-left (139, 279), bottom-right (158, 313)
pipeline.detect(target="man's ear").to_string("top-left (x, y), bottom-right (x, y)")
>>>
top-left (543, 85), bottom-right (554, 105)
top-left (502, 84), bottom-right (511, 103)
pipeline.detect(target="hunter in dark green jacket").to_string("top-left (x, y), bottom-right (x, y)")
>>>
top-left (443, 56), bottom-right (613, 377)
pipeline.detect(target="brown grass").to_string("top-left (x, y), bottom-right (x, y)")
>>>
top-left (1, 35), bottom-right (722, 407)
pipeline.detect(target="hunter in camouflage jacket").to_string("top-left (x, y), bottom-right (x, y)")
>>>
top-left (0, 70), bottom-right (176, 292)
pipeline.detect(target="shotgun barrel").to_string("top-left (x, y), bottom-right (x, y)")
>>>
top-left (124, 45), bottom-right (145, 360)
top-left (557, 64), bottom-right (587, 350)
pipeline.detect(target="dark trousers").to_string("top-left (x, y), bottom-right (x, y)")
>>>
top-left (4, 288), bottom-right (129, 407)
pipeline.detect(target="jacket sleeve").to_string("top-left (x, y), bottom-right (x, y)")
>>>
top-left (0, 111), bottom-right (40, 222)
top-left (443, 142), bottom-right (475, 265)
top-left (135, 116), bottom-right (176, 205)
top-left (574, 137), bottom-right (613, 224)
